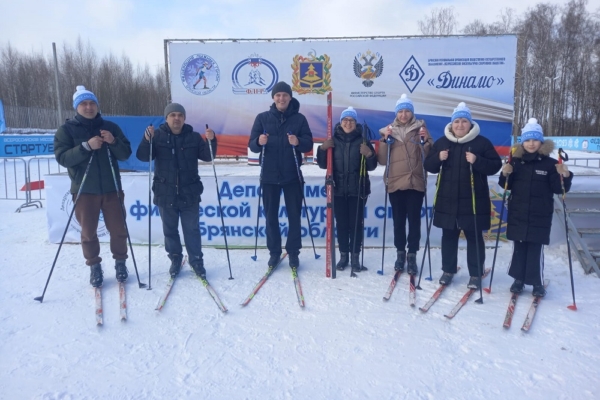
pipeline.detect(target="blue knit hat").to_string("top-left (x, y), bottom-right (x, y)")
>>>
top-left (340, 106), bottom-right (358, 123)
top-left (521, 118), bottom-right (544, 143)
top-left (395, 94), bottom-right (414, 114)
top-left (451, 102), bottom-right (473, 123)
top-left (72, 85), bottom-right (98, 110)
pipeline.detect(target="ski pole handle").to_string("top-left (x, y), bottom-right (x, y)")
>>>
top-left (558, 148), bottom-right (568, 163)
top-left (419, 127), bottom-right (426, 145)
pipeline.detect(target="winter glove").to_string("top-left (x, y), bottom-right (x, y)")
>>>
top-left (556, 163), bottom-right (569, 177)
top-left (320, 139), bottom-right (334, 151)
top-left (359, 143), bottom-right (373, 158)
top-left (502, 164), bottom-right (513, 177)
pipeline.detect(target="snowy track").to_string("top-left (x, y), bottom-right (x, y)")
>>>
top-left (1, 199), bottom-right (599, 399)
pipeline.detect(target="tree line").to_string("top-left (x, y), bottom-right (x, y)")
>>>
top-left (418, 0), bottom-right (600, 137)
top-left (0, 38), bottom-right (168, 120)
top-left (1, 0), bottom-right (599, 136)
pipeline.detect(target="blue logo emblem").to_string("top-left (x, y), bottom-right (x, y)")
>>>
top-left (231, 54), bottom-right (279, 95)
top-left (399, 56), bottom-right (424, 93)
top-left (180, 54), bottom-right (220, 95)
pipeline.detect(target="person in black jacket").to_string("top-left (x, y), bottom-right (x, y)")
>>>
top-left (499, 118), bottom-right (572, 297)
top-left (54, 85), bottom-right (132, 288)
top-left (317, 107), bottom-right (377, 273)
top-left (424, 102), bottom-right (502, 289)
top-left (248, 81), bottom-right (314, 269)
top-left (136, 103), bottom-right (216, 278)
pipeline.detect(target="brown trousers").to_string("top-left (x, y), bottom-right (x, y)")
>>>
top-left (74, 191), bottom-right (128, 266)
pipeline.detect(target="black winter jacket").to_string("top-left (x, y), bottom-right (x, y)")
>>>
top-left (316, 124), bottom-right (377, 197)
top-left (424, 122), bottom-right (502, 231)
top-left (248, 98), bottom-right (313, 185)
top-left (54, 114), bottom-right (132, 194)
top-left (498, 140), bottom-right (572, 244)
top-left (136, 123), bottom-right (216, 208)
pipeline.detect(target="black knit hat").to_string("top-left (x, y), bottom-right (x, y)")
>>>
top-left (271, 81), bottom-right (293, 98)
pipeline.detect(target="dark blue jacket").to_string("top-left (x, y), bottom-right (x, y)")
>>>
top-left (136, 123), bottom-right (216, 208)
top-left (249, 98), bottom-right (313, 185)
top-left (316, 123), bottom-right (377, 197)
top-left (498, 140), bottom-right (573, 244)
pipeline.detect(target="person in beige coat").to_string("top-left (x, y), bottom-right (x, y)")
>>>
top-left (377, 94), bottom-right (433, 275)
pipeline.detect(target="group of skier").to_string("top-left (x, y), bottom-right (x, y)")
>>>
top-left (54, 82), bottom-right (573, 299)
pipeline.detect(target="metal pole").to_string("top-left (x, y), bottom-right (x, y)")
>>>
top-left (164, 40), bottom-right (171, 103)
top-left (52, 43), bottom-right (63, 127)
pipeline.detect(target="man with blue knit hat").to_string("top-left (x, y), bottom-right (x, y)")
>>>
top-left (54, 85), bottom-right (132, 288)
top-left (249, 81), bottom-right (313, 269)
top-left (317, 106), bottom-right (377, 272)
top-left (499, 118), bottom-right (572, 297)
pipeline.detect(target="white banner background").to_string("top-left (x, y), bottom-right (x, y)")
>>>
top-left (45, 165), bottom-right (582, 249)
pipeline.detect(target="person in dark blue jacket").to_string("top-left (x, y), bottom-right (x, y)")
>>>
top-left (248, 82), bottom-right (313, 269)
top-left (136, 103), bottom-right (216, 279)
top-left (424, 102), bottom-right (502, 289)
top-left (499, 118), bottom-right (572, 297)
top-left (317, 107), bottom-right (377, 273)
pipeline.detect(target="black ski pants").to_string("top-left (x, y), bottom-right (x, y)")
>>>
top-left (508, 240), bottom-right (544, 286)
top-left (389, 189), bottom-right (424, 254)
top-left (262, 181), bottom-right (303, 256)
top-left (334, 195), bottom-right (366, 253)
top-left (158, 203), bottom-right (203, 267)
top-left (441, 227), bottom-right (485, 277)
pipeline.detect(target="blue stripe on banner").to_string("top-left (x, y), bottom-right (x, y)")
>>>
top-left (304, 106), bottom-right (511, 149)
top-left (0, 100), bottom-right (6, 133)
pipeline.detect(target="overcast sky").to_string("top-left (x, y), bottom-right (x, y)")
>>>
top-left (2, 0), bottom-right (599, 71)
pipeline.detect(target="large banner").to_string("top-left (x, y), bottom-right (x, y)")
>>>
top-left (168, 36), bottom-right (517, 156)
top-left (45, 170), bottom-right (518, 248)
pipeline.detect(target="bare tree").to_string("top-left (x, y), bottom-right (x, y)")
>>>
top-left (418, 7), bottom-right (458, 36)
top-left (463, 9), bottom-right (519, 35)
top-left (0, 39), bottom-right (168, 127)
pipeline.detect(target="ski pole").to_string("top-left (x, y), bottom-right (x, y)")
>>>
top-left (418, 128), bottom-right (432, 282)
top-left (251, 141), bottom-right (265, 261)
top-left (468, 147), bottom-right (484, 304)
top-left (485, 148), bottom-right (513, 294)
top-left (325, 93), bottom-right (336, 278)
top-left (106, 143), bottom-right (146, 289)
top-left (146, 125), bottom-right (153, 290)
top-left (34, 152), bottom-right (96, 303)
top-left (206, 124), bottom-right (234, 279)
top-left (378, 134), bottom-right (395, 276)
top-left (416, 167), bottom-right (441, 289)
top-left (558, 148), bottom-right (577, 311)
top-left (289, 133), bottom-right (320, 259)
top-left (351, 134), bottom-right (368, 278)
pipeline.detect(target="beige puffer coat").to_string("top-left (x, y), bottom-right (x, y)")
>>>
top-left (376, 116), bottom-right (433, 193)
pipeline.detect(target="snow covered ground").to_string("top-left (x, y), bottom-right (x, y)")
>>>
top-left (1, 149), bottom-right (599, 399)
